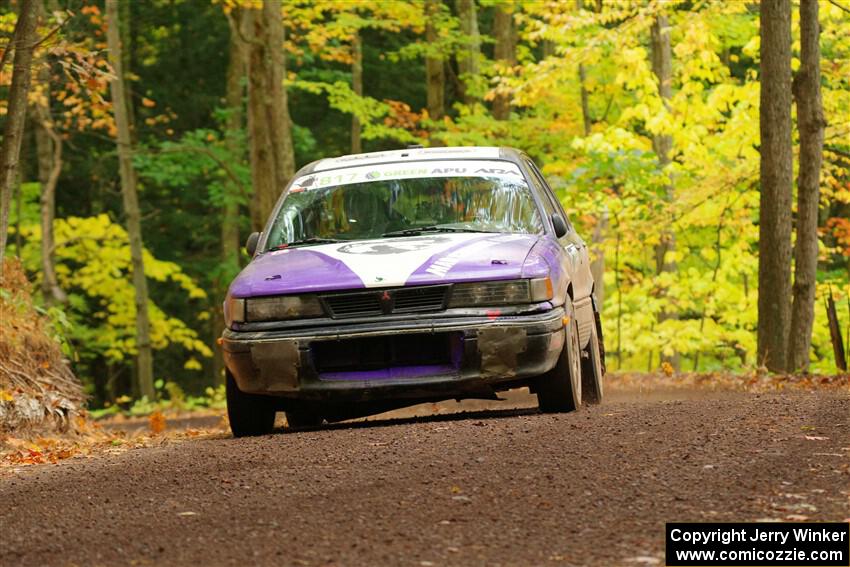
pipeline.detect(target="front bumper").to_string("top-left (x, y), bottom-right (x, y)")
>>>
top-left (221, 308), bottom-right (565, 404)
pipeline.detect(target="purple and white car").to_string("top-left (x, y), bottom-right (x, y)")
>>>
top-left (221, 146), bottom-right (604, 436)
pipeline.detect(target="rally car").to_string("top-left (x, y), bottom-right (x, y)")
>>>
top-left (221, 146), bottom-right (605, 436)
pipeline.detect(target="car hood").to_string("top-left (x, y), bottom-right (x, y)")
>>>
top-left (228, 232), bottom-right (545, 297)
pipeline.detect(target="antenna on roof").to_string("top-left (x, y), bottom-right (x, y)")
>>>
top-left (406, 144), bottom-right (424, 149)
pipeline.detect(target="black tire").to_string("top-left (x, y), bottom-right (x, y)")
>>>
top-left (285, 410), bottom-right (323, 429)
top-left (536, 301), bottom-right (582, 413)
top-left (593, 308), bottom-right (606, 375)
top-left (226, 370), bottom-right (276, 437)
top-left (581, 316), bottom-right (604, 405)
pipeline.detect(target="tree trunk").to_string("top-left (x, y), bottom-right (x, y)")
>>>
top-left (223, 14), bottom-right (244, 272)
top-left (351, 30), bottom-right (363, 154)
top-left (590, 208), bottom-right (607, 307)
top-left (492, 3), bottom-right (516, 120)
top-left (788, 0), bottom-right (824, 374)
top-left (650, 14), bottom-right (679, 370)
top-left (577, 0), bottom-right (591, 136)
top-left (0, 0), bottom-right (37, 277)
top-left (578, 64), bottom-right (591, 136)
top-left (34, 107), bottom-right (67, 304)
top-left (425, 0), bottom-right (444, 120)
top-left (214, 9), bottom-right (247, 385)
top-left (825, 294), bottom-right (847, 372)
top-left (757, 0), bottom-right (793, 373)
top-left (119, 0), bottom-right (136, 143)
top-left (455, 0), bottom-right (480, 104)
top-left (244, 0), bottom-right (296, 232)
top-left (106, 0), bottom-right (155, 400)
top-left (32, 0), bottom-right (65, 304)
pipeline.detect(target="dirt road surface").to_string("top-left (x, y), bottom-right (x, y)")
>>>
top-left (1, 389), bottom-right (848, 566)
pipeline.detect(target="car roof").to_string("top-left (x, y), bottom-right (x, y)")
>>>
top-left (297, 146), bottom-right (527, 176)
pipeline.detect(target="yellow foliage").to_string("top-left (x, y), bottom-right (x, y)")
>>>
top-left (18, 215), bottom-right (212, 365)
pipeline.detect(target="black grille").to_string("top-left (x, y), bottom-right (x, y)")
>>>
top-left (323, 291), bottom-right (382, 317)
top-left (321, 285), bottom-right (449, 318)
top-left (393, 286), bottom-right (449, 313)
top-left (311, 332), bottom-right (458, 373)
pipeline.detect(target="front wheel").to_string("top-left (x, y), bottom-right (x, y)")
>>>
top-left (536, 302), bottom-right (582, 413)
top-left (226, 370), bottom-right (277, 437)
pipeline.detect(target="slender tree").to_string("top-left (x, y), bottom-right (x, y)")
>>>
top-left (425, 0), bottom-right (445, 120)
top-left (32, 0), bottom-right (66, 304)
top-left (492, 3), bottom-right (516, 120)
top-left (0, 0), bottom-right (38, 276)
top-left (213, 8), bottom-right (247, 384)
top-left (577, 0), bottom-right (591, 136)
top-left (106, 0), bottom-right (155, 400)
top-left (650, 14), bottom-right (679, 370)
top-left (788, 0), bottom-right (824, 373)
top-left (223, 12), bottom-right (244, 274)
top-left (455, 0), bottom-right (480, 104)
top-left (590, 209), bottom-right (607, 306)
top-left (757, 0), bottom-right (793, 372)
top-left (351, 30), bottom-right (363, 154)
top-left (242, 0), bottom-right (296, 231)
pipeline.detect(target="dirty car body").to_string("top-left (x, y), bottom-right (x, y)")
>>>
top-left (221, 146), bottom-right (603, 434)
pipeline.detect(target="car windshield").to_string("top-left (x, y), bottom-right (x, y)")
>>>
top-left (265, 161), bottom-right (543, 250)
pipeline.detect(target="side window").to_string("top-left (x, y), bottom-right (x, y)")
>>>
top-left (527, 166), bottom-right (556, 217)
top-left (525, 159), bottom-right (572, 233)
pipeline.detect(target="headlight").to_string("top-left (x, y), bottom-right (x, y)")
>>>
top-left (245, 295), bottom-right (324, 322)
top-left (224, 296), bottom-right (246, 326)
top-left (448, 277), bottom-right (553, 308)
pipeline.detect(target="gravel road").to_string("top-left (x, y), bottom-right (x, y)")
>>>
top-left (1, 390), bottom-right (848, 566)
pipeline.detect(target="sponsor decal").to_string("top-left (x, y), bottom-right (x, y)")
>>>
top-left (290, 160), bottom-right (525, 191)
top-left (424, 246), bottom-right (466, 277)
top-left (423, 235), bottom-right (518, 278)
top-left (336, 236), bottom-right (451, 256)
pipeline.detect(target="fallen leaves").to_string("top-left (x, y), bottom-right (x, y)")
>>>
top-left (1, 412), bottom-right (228, 470)
top-left (3, 436), bottom-right (83, 465)
top-left (606, 371), bottom-right (850, 393)
top-left (148, 411), bottom-right (167, 435)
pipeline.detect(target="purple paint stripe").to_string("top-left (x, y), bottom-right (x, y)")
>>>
top-left (228, 248), bottom-right (365, 297)
top-left (406, 233), bottom-right (541, 285)
top-left (319, 365), bottom-right (458, 381)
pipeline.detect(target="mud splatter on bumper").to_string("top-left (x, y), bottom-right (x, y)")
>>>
top-left (221, 308), bottom-right (565, 403)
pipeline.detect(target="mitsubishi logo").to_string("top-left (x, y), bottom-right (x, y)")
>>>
top-left (379, 290), bottom-right (393, 314)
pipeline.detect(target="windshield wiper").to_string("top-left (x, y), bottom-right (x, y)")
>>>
top-left (269, 237), bottom-right (340, 250)
top-left (382, 225), bottom-right (497, 238)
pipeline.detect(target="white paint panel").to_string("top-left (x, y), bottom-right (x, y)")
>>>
top-left (309, 233), bottom-right (488, 287)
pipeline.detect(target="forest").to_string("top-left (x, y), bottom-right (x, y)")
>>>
top-left (0, 0), bottom-right (848, 417)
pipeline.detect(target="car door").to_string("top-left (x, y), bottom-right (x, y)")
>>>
top-left (523, 159), bottom-right (595, 346)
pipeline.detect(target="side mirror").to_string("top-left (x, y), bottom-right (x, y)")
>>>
top-left (551, 213), bottom-right (568, 238)
top-left (246, 232), bottom-right (261, 256)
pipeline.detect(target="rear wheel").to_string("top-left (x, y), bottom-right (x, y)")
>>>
top-left (285, 410), bottom-right (324, 429)
top-left (580, 316), bottom-right (604, 405)
top-left (536, 302), bottom-right (581, 413)
top-left (226, 370), bottom-right (276, 437)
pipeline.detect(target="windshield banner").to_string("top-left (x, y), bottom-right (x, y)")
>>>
top-left (290, 160), bottom-right (525, 192)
